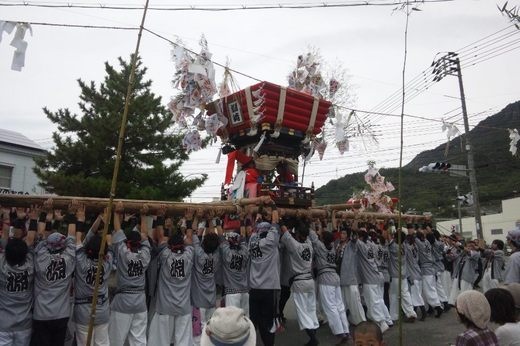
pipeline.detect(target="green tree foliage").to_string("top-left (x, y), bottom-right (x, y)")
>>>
top-left (34, 56), bottom-right (207, 200)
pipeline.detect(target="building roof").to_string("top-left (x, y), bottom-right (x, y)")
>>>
top-left (0, 128), bottom-right (46, 152)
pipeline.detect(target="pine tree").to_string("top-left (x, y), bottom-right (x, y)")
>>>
top-left (34, 56), bottom-right (207, 200)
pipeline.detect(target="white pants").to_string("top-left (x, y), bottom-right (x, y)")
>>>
top-left (482, 268), bottom-right (499, 293)
top-left (147, 313), bottom-right (192, 346)
top-left (362, 284), bottom-right (391, 324)
top-left (315, 282), bottom-right (326, 322)
top-left (409, 279), bottom-right (425, 307)
top-left (422, 275), bottom-right (441, 308)
top-left (389, 278), bottom-right (417, 320)
top-left (448, 278), bottom-right (473, 305)
top-left (225, 293), bottom-right (249, 317)
top-left (75, 323), bottom-right (109, 346)
top-left (319, 285), bottom-right (349, 336)
top-left (341, 285), bottom-right (366, 325)
top-left (0, 329), bottom-right (31, 346)
top-left (109, 310), bottom-right (147, 346)
top-left (293, 291), bottom-right (319, 330)
top-left (441, 271), bottom-right (452, 298)
top-left (436, 272), bottom-right (449, 303)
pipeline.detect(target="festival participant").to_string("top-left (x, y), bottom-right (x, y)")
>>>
top-left (454, 290), bottom-right (498, 346)
top-left (339, 218), bottom-right (366, 326)
top-left (448, 241), bottom-right (480, 306)
top-left (217, 224), bottom-right (249, 315)
top-left (484, 288), bottom-right (520, 346)
top-left (281, 217), bottom-right (319, 346)
top-left (505, 227), bottom-right (520, 284)
top-left (413, 227), bottom-right (443, 318)
top-left (32, 201), bottom-right (78, 346)
top-left (274, 161), bottom-right (296, 185)
top-left (404, 230), bottom-right (426, 321)
top-left (430, 229), bottom-right (450, 311)
top-left (480, 239), bottom-right (505, 292)
top-left (73, 209), bottom-right (113, 346)
top-left (147, 210), bottom-right (195, 346)
top-left (248, 200), bottom-right (280, 346)
top-left (354, 223), bottom-right (392, 333)
top-left (191, 211), bottom-right (221, 343)
top-left (108, 203), bottom-right (151, 346)
top-left (278, 231), bottom-right (294, 324)
top-left (0, 207), bottom-right (36, 346)
top-left (309, 227), bottom-right (349, 345)
top-left (375, 233), bottom-right (390, 309)
top-left (387, 231), bottom-right (417, 323)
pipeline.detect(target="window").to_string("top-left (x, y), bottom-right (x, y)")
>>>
top-left (491, 229), bottom-right (503, 235)
top-left (228, 101), bottom-right (243, 125)
top-left (0, 165), bottom-right (13, 189)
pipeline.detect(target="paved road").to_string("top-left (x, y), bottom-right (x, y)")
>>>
top-left (270, 296), bottom-right (467, 346)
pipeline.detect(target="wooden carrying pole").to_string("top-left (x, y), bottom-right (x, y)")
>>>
top-left (0, 194), bottom-right (427, 221)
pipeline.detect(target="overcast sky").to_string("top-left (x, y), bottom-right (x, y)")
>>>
top-left (1, 0), bottom-right (519, 201)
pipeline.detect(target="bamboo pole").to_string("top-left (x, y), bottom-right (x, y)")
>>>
top-left (0, 194), bottom-right (428, 221)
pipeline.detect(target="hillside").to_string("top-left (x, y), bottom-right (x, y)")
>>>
top-left (315, 101), bottom-right (520, 218)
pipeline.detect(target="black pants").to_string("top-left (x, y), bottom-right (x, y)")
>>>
top-left (279, 285), bottom-right (291, 318)
top-left (31, 318), bottom-right (69, 346)
top-left (250, 288), bottom-right (278, 346)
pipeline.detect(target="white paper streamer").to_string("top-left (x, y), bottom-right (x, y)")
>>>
top-left (509, 128), bottom-right (520, 156)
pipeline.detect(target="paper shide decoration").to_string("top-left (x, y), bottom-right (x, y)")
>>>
top-left (0, 21), bottom-right (32, 71)
top-left (509, 128), bottom-right (520, 156)
top-left (441, 118), bottom-right (460, 156)
top-left (350, 162), bottom-right (396, 214)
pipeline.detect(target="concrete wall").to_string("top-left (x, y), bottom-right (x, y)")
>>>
top-left (437, 197), bottom-right (520, 244)
top-left (0, 144), bottom-right (46, 195)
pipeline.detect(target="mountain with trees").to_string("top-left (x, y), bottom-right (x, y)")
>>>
top-left (34, 56), bottom-right (207, 201)
top-left (315, 100), bottom-right (520, 219)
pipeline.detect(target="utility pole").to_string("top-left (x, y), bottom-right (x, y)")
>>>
top-left (455, 185), bottom-right (463, 234)
top-left (432, 52), bottom-right (484, 239)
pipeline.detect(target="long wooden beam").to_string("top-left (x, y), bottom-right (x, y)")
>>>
top-left (0, 194), bottom-right (426, 221)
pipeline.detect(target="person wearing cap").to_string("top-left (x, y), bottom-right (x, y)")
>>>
top-left (0, 207), bottom-right (37, 346)
top-left (484, 288), bottom-right (520, 346)
top-left (454, 290), bottom-right (498, 345)
top-left (505, 227), bottom-right (520, 284)
top-left (309, 226), bottom-right (349, 345)
top-left (73, 209), bottom-right (114, 346)
top-left (200, 306), bottom-right (256, 346)
top-left (32, 202), bottom-right (80, 346)
top-left (147, 209), bottom-right (195, 346)
top-left (217, 224), bottom-right (250, 316)
top-left (248, 200), bottom-right (280, 346)
top-left (108, 203), bottom-right (151, 346)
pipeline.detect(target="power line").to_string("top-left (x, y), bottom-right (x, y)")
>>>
top-left (0, 0), bottom-right (453, 11)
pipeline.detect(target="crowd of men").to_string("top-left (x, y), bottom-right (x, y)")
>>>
top-left (1, 198), bottom-right (519, 346)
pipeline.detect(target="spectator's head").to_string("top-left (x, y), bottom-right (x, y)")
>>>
top-left (354, 321), bottom-right (385, 346)
top-left (491, 239), bottom-right (504, 251)
top-left (5, 237), bottom-right (28, 267)
top-left (84, 234), bottom-right (107, 260)
top-left (168, 232), bottom-right (185, 253)
top-left (202, 233), bottom-right (219, 254)
top-left (46, 232), bottom-right (67, 253)
top-left (456, 290), bottom-right (491, 330)
top-left (484, 288), bottom-right (517, 325)
top-left (201, 306), bottom-right (256, 346)
top-left (504, 283), bottom-right (520, 320)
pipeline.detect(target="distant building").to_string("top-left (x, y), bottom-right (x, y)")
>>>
top-left (0, 128), bottom-right (47, 195)
top-left (437, 197), bottom-right (520, 244)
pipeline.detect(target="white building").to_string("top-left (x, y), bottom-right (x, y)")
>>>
top-left (0, 128), bottom-right (47, 195)
top-left (437, 197), bottom-right (520, 244)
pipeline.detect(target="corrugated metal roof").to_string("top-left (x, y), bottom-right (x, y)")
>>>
top-left (0, 128), bottom-right (45, 151)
